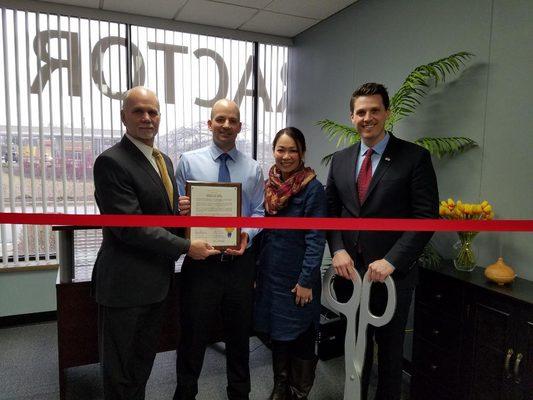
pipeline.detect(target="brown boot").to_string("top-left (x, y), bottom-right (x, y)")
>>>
top-left (269, 350), bottom-right (290, 400)
top-left (288, 356), bottom-right (317, 400)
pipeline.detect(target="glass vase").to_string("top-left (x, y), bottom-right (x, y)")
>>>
top-left (453, 232), bottom-right (478, 272)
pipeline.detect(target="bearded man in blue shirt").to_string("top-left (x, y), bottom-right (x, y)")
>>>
top-left (173, 99), bottom-right (265, 400)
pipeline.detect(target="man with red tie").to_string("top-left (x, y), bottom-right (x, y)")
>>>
top-left (325, 82), bottom-right (439, 400)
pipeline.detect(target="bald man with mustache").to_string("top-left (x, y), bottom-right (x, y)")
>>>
top-left (92, 87), bottom-right (219, 400)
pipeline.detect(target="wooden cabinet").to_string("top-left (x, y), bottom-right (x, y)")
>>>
top-left (515, 316), bottom-right (533, 400)
top-left (411, 266), bottom-right (468, 400)
top-left (469, 291), bottom-right (533, 400)
top-left (469, 290), bottom-right (514, 400)
top-left (411, 263), bottom-right (533, 400)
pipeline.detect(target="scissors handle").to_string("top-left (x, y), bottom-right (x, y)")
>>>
top-left (322, 266), bottom-right (362, 315)
top-left (359, 270), bottom-right (397, 327)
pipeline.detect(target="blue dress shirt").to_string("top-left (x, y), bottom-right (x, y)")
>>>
top-left (175, 143), bottom-right (265, 244)
top-left (356, 132), bottom-right (390, 178)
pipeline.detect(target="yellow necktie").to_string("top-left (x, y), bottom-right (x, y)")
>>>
top-left (152, 148), bottom-right (174, 209)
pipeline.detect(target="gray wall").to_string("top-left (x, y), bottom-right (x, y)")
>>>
top-left (288, 0), bottom-right (533, 280)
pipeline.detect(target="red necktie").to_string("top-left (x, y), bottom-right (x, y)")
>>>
top-left (357, 148), bottom-right (373, 204)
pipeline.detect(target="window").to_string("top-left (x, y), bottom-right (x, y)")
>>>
top-left (257, 43), bottom-right (288, 174)
top-left (0, 7), bottom-right (288, 268)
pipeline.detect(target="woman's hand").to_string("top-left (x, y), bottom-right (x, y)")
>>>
top-left (225, 232), bottom-right (248, 256)
top-left (292, 284), bottom-right (312, 307)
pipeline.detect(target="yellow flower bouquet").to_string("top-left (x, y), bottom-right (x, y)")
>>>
top-left (439, 198), bottom-right (494, 271)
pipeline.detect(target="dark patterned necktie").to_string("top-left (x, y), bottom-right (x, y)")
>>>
top-left (357, 148), bottom-right (373, 204)
top-left (218, 153), bottom-right (231, 182)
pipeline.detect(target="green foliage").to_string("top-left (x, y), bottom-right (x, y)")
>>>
top-left (387, 52), bottom-right (474, 129)
top-left (321, 152), bottom-right (335, 166)
top-left (316, 119), bottom-right (359, 148)
top-left (414, 137), bottom-right (478, 158)
top-left (419, 242), bottom-right (442, 269)
top-left (317, 51), bottom-right (478, 165)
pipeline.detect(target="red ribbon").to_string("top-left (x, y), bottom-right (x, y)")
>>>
top-left (0, 212), bottom-right (532, 232)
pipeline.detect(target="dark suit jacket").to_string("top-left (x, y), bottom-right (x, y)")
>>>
top-left (326, 133), bottom-right (439, 289)
top-left (92, 135), bottom-right (190, 307)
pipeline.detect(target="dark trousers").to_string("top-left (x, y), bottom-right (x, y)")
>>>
top-left (98, 301), bottom-right (166, 400)
top-left (174, 250), bottom-right (255, 400)
top-left (361, 284), bottom-right (413, 400)
top-left (333, 254), bottom-right (414, 400)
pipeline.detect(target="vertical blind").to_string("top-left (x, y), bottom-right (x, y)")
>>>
top-left (0, 7), bottom-right (288, 268)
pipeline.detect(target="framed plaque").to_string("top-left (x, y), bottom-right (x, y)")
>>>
top-left (186, 181), bottom-right (242, 250)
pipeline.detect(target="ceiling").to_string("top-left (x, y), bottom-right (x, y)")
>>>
top-left (36, 0), bottom-right (358, 38)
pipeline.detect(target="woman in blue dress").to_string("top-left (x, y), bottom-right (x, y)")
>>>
top-left (255, 127), bottom-right (326, 400)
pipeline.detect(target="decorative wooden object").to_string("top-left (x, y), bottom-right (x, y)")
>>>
top-left (485, 257), bottom-right (516, 286)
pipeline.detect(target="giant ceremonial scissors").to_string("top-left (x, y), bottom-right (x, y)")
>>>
top-left (322, 267), bottom-right (396, 400)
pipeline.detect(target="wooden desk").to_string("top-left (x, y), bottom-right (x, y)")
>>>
top-left (54, 226), bottom-right (181, 400)
top-left (55, 270), bottom-right (182, 400)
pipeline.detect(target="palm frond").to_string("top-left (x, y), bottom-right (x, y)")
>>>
top-left (316, 119), bottom-right (360, 148)
top-left (321, 152), bottom-right (335, 166)
top-left (419, 243), bottom-right (442, 269)
top-left (414, 136), bottom-right (478, 158)
top-left (387, 51), bottom-right (474, 129)
top-left (317, 53), bottom-right (478, 162)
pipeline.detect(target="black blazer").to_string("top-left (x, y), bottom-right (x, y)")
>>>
top-left (326, 133), bottom-right (439, 288)
top-left (92, 135), bottom-right (190, 307)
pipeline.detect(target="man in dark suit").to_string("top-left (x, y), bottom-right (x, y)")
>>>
top-left (326, 82), bottom-right (439, 400)
top-left (92, 86), bottom-right (220, 400)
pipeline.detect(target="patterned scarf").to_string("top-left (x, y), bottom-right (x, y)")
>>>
top-left (265, 164), bottom-right (316, 215)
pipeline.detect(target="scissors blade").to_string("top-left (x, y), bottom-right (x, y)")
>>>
top-left (354, 272), bottom-right (397, 375)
